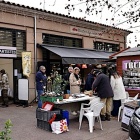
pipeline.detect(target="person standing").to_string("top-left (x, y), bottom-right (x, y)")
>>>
top-left (84, 69), bottom-right (95, 95)
top-left (63, 66), bottom-right (73, 94)
top-left (110, 71), bottom-right (126, 117)
top-left (69, 67), bottom-right (81, 115)
top-left (36, 66), bottom-right (47, 108)
top-left (69, 67), bottom-right (81, 94)
top-left (0, 69), bottom-right (9, 107)
top-left (92, 69), bottom-right (114, 121)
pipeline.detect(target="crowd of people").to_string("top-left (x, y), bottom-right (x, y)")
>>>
top-left (0, 63), bottom-right (126, 117)
top-left (36, 65), bottom-right (127, 121)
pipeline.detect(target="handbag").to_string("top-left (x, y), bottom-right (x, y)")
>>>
top-left (51, 119), bottom-right (69, 134)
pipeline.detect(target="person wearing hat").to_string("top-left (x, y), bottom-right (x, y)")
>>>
top-left (92, 69), bottom-right (114, 121)
top-left (69, 67), bottom-right (81, 95)
top-left (69, 67), bottom-right (81, 115)
top-left (0, 69), bottom-right (9, 107)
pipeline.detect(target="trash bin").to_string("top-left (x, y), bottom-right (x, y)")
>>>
top-left (62, 110), bottom-right (69, 126)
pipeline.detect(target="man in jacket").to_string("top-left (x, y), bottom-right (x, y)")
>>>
top-left (92, 69), bottom-right (114, 121)
top-left (0, 69), bottom-right (9, 107)
top-left (36, 66), bottom-right (47, 108)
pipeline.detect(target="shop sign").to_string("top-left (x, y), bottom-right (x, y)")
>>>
top-left (122, 60), bottom-right (140, 90)
top-left (0, 46), bottom-right (16, 58)
top-left (70, 26), bottom-right (103, 37)
top-left (22, 51), bottom-right (31, 78)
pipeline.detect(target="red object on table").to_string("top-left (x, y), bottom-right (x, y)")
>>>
top-left (42, 101), bottom-right (54, 111)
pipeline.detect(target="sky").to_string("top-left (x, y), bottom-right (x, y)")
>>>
top-left (4, 0), bottom-right (140, 48)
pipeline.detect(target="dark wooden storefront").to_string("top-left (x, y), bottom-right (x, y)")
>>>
top-left (117, 55), bottom-right (140, 98)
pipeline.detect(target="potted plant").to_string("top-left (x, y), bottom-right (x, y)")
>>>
top-left (41, 72), bottom-right (66, 102)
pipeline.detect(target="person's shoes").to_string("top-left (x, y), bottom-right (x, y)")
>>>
top-left (100, 115), bottom-right (106, 121)
top-left (106, 114), bottom-right (111, 121)
top-left (1, 104), bottom-right (8, 108)
top-left (71, 111), bottom-right (77, 116)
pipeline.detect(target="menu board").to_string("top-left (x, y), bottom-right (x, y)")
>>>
top-left (121, 106), bottom-right (134, 125)
top-left (122, 60), bottom-right (140, 90)
top-left (121, 101), bottom-right (139, 131)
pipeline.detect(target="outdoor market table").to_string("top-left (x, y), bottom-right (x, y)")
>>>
top-left (53, 95), bottom-right (98, 104)
top-left (53, 95), bottom-right (100, 119)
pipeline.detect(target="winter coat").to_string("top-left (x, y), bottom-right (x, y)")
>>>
top-left (1, 73), bottom-right (9, 90)
top-left (36, 71), bottom-right (47, 90)
top-left (85, 73), bottom-right (94, 91)
top-left (110, 76), bottom-right (126, 100)
top-left (69, 73), bottom-right (81, 94)
top-left (63, 72), bottom-right (71, 91)
top-left (92, 73), bottom-right (114, 98)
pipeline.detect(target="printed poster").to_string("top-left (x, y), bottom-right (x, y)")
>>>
top-left (122, 60), bottom-right (140, 90)
top-left (22, 51), bottom-right (31, 78)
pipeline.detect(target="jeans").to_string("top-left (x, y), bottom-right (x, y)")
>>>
top-left (67, 90), bottom-right (70, 94)
top-left (111, 100), bottom-right (121, 116)
top-left (37, 90), bottom-right (44, 108)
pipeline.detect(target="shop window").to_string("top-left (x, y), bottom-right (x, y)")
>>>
top-left (0, 28), bottom-right (26, 56)
top-left (42, 34), bottom-right (82, 48)
top-left (0, 30), bottom-right (12, 46)
top-left (94, 41), bottom-right (120, 52)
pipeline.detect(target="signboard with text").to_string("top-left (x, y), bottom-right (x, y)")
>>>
top-left (122, 60), bottom-right (140, 90)
top-left (0, 46), bottom-right (16, 58)
top-left (70, 26), bottom-right (103, 37)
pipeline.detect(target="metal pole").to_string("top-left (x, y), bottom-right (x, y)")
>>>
top-left (34, 15), bottom-right (37, 98)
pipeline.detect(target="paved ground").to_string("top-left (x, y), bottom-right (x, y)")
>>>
top-left (0, 103), bottom-right (129, 140)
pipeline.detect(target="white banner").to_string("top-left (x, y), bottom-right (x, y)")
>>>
top-left (0, 46), bottom-right (16, 58)
top-left (22, 51), bottom-right (31, 78)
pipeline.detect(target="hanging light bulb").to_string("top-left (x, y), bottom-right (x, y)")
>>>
top-left (82, 64), bottom-right (87, 69)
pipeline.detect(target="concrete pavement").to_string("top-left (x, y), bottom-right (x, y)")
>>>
top-left (0, 104), bottom-right (129, 140)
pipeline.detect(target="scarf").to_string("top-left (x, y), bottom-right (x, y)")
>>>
top-left (74, 73), bottom-right (79, 80)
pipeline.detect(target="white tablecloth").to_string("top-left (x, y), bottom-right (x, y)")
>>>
top-left (54, 95), bottom-right (99, 104)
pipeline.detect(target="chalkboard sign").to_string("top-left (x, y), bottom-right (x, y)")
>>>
top-left (122, 60), bottom-right (140, 90)
top-left (121, 101), bottom-right (139, 131)
top-left (18, 79), bottom-right (29, 101)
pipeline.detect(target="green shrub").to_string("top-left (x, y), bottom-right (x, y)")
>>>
top-left (0, 119), bottom-right (13, 140)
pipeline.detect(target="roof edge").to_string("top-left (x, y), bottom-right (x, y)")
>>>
top-left (1, 0), bottom-right (132, 34)
top-left (109, 47), bottom-right (130, 59)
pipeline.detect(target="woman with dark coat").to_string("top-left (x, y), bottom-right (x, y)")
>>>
top-left (92, 69), bottom-right (114, 121)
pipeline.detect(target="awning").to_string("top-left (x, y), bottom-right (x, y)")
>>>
top-left (39, 44), bottom-right (113, 64)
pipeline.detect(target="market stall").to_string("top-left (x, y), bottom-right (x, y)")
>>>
top-left (114, 47), bottom-right (140, 97)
